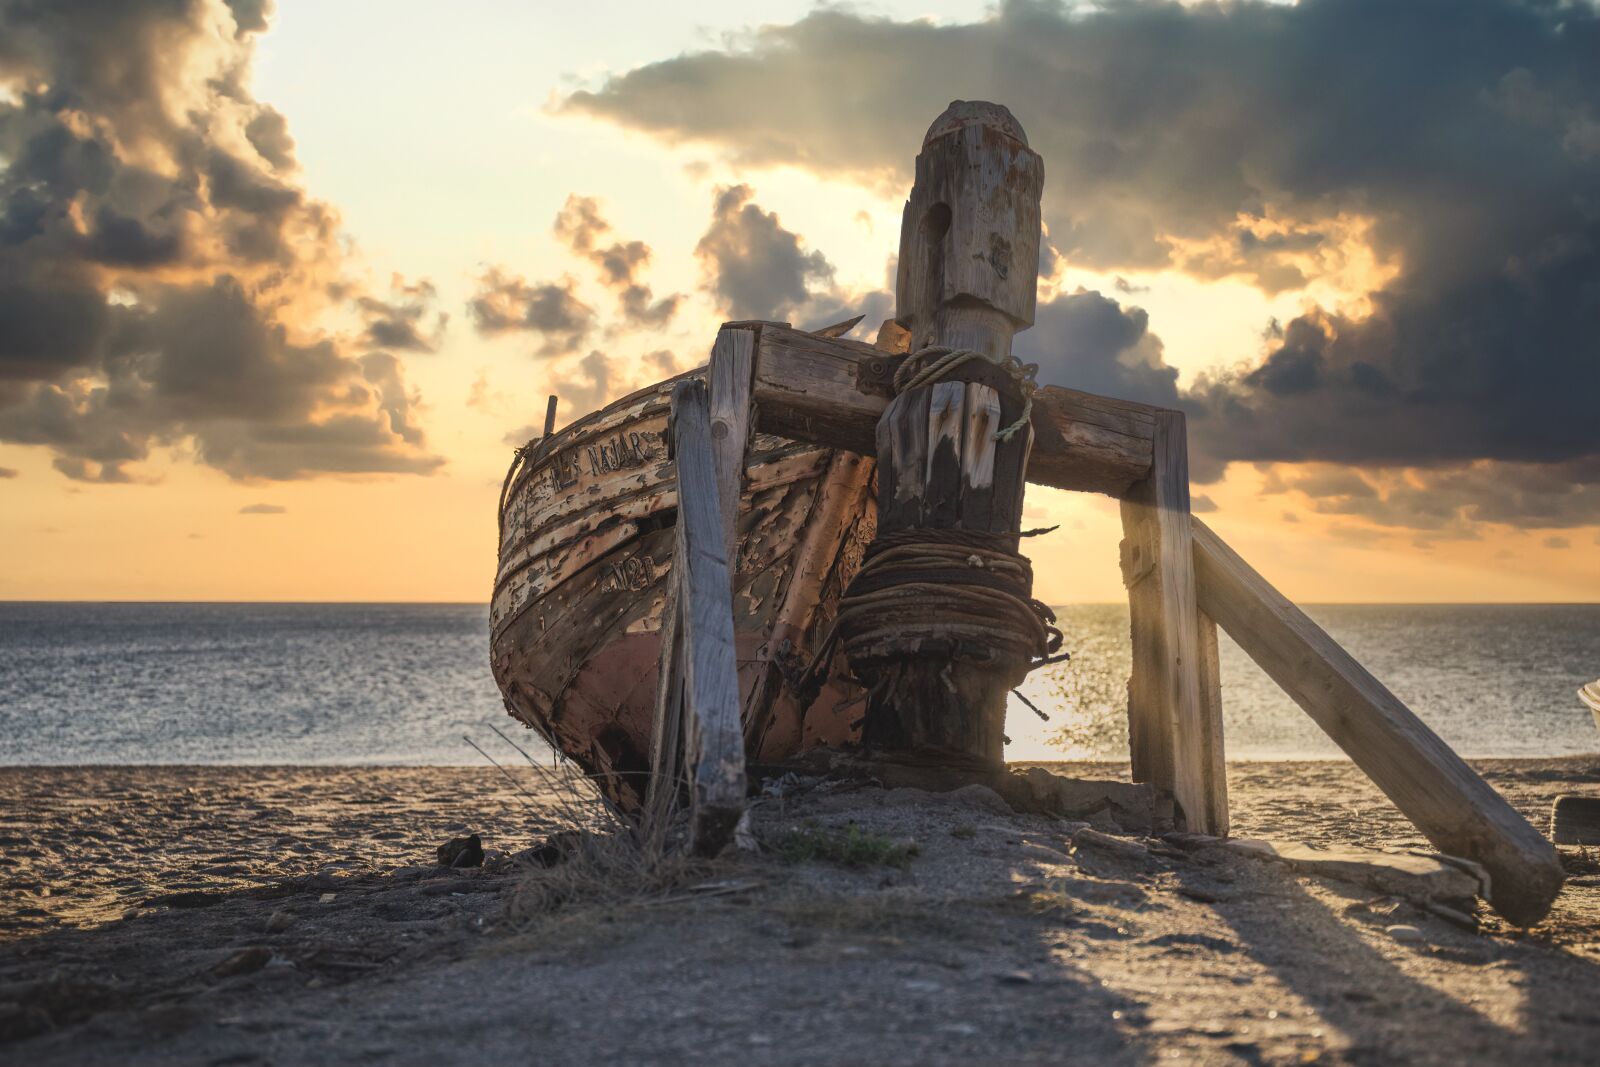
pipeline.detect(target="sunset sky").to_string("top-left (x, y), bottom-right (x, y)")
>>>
top-left (2, 0), bottom-right (1597, 603)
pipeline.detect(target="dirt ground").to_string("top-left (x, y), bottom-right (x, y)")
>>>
top-left (2, 758), bottom-right (1598, 1066)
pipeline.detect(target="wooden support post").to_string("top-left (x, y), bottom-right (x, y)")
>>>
top-left (852, 101), bottom-right (1045, 764)
top-left (1119, 411), bottom-right (1226, 834)
top-left (1191, 518), bottom-right (1563, 924)
top-left (542, 394), bottom-right (559, 438)
top-left (650, 380), bottom-right (747, 855)
top-left (707, 328), bottom-right (755, 578)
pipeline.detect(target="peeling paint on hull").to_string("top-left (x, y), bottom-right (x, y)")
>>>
top-left (491, 373), bottom-right (876, 810)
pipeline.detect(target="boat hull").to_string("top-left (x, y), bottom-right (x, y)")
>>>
top-left (491, 375), bottom-right (875, 809)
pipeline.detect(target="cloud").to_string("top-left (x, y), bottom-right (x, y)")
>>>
top-left (467, 269), bottom-right (595, 357)
top-left (553, 195), bottom-right (681, 328)
top-left (0, 0), bottom-right (442, 482)
top-left (239, 502), bottom-right (285, 514)
top-left (1544, 535), bottom-right (1570, 549)
top-left (357, 276), bottom-right (446, 353)
top-left (546, 349), bottom-right (616, 415)
top-left (563, 0), bottom-right (1600, 525)
top-left (1017, 288), bottom-right (1179, 408)
top-left (695, 184), bottom-right (835, 322)
top-left (690, 184), bottom-right (892, 338)
top-left (0, 466), bottom-right (16, 478)
top-left (1263, 458), bottom-right (1600, 536)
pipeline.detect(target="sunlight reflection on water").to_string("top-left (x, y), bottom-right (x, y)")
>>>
top-left (1, 602), bottom-right (1595, 765)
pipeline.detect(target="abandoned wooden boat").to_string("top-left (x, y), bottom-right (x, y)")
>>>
top-left (490, 370), bottom-right (877, 810)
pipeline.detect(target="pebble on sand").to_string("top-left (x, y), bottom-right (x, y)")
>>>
top-left (1385, 924), bottom-right (1426, 943)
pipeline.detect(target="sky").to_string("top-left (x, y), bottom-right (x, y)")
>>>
top-left (1, 0), bottom-right (1597, 603)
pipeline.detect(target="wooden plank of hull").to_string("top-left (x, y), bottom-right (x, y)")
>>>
top-left (492, 381), bottom-right (875, 808)
top-left (492, 447), bottom-right (832, 635)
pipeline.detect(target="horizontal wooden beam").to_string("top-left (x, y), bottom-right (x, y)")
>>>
top-left (744, 323), bottom-right (1158, 498)
top-left (1190, 517), bottom-right (1564, 925)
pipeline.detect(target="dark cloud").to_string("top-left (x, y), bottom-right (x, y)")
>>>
top-left (554, 195), bottom-right (681, 328)
top-left (0, 0), bottom-right (442, 481)
top-left (239, 502), bottom-right (285, 514)
top-left (0, 277), bottom-right (443, 482)
top-left (565, 0), bottom-right (1600, 527)
top-left (1018, 288), bottom-right (1179, 408)
top-left (467, 269), bottom-right (596, 357)
top-left (1263, 458), bottom-right (1600, 535)
top-left (695, 184), bottom-right (834, 321)
top-left (0, 466), bottom-right (16, 478)
top-left (358, 277), bottom-right (446, 353)
top-left (689, 183), bottom-right (889, 340)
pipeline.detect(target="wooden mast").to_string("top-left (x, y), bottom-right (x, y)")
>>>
top-left (853, 101), bottom-right (1045, 763)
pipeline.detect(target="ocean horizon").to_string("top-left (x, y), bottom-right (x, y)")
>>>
top-left (1, 601), bottom-right (1595, 766)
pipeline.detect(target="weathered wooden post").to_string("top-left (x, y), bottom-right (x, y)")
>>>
top-left (836, 101), bottom-right (1053, 764)
top-left (647, 379), bottom-right (746, 855)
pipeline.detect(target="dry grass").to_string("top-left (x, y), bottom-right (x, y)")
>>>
top-left (469, 727), bottom-right (712, 934)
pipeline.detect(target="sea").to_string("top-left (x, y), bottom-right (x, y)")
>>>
top-left (0, 602), bottom-right (1595, 766)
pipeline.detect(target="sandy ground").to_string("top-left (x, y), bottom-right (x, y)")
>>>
top-left (2, 758), bottom-right (1598, 1065)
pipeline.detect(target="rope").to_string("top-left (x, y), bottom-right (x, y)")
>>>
top-left (496, 444), bottom-right (530, 543)
top-left (892, 346), bottom-right (1039, 441)
top-left (832, 529), bottom-right (1065, 667)
top-left (791, 344), bottom-right (1063, 707)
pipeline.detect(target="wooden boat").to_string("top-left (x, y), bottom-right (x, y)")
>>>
top-left (490, 370), bottom-right (877, 810)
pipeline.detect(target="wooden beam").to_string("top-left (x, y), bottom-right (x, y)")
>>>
top-left (1118, 411), bottom-right (1225, 835)
top-left (663, 380), bottom-right (746, 855)
top-left (707, 328), bottom-right (755, 578)
top-left (747, 323), bottom-right (1156, 497)
top-left (1195, 610), bottom-right (1229, 838)
top-left (1190, 517), bottom-right (1564, 924)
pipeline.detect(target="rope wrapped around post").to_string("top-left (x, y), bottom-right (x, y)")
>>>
top-left (833, 526), bottom-right (1065, 671)
top-left (893, 346), bottom-right (1038, 441)
top-left (799, 344), bottom-right (1063, 754)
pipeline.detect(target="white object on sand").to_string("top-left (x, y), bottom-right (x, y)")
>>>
top-left (1580, 680), bottom-right (1600, 733)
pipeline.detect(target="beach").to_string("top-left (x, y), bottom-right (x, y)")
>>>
top-left (3, 757), bottom-right (1598, 1065)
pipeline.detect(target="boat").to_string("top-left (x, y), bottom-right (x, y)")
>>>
top-left (1582, 680), bottom-right (1600, 737)
top-left (490, 369), bottom-right (877, 810)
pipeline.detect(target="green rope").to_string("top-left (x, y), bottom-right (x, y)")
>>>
top-left (892, 346), bottom-right (1038, 441)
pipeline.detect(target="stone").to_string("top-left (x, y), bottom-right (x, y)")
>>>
top-left (1551, 794), bottom-right (1600, 845)
top-left (947, 784), bottom-right (1013, 815)
top-left (1385, 924), bottom-right (1425, 944)
top-left (212, 947), bottom-right (272, 979)
top-left (263, 910), bottom-right (292, 934)
top-left (1274, 842), bottom-right (1481, 905)
top-left (1071, 827), bottom-right (1154, 862)
top-left (436, 834), bottom-right (484, 869)
top-left (1013, 768), bottom-right (1155, 830)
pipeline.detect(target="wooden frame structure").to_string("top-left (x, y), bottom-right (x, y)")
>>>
top-left (654, 318), bottom-right (1564, 922)
top-left (650, 101), bottom-right (1563, 923)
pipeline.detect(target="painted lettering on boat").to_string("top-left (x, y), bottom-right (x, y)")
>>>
top-left (600, 552), bottom-right (658, 593)
top-left (547, 430), bottom-right (660, 493)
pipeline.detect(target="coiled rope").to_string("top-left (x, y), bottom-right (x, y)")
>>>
top-left (797, 346), bottom-right (1064, 703)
